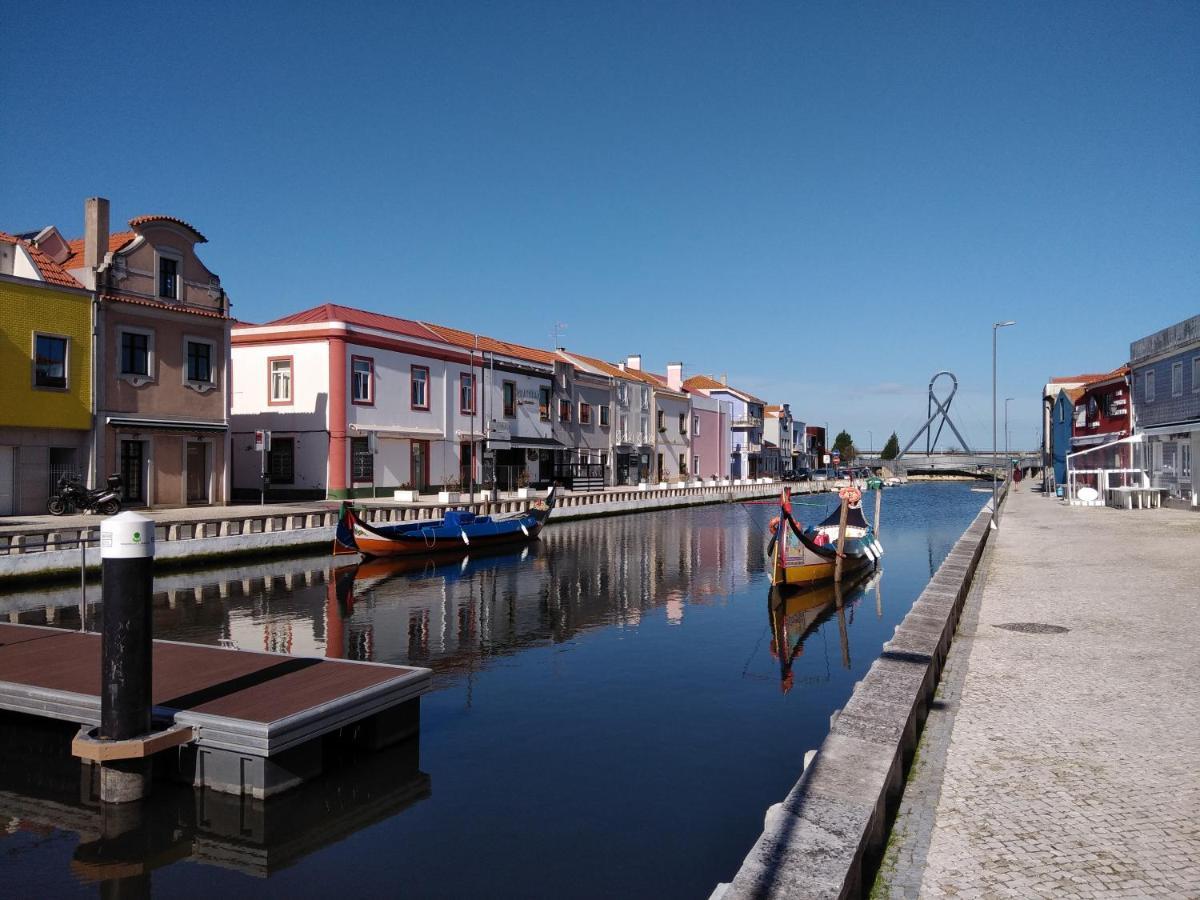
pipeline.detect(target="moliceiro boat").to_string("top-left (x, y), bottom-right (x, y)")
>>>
top-left (768, 487), bottom-right (882, 588)
top-left (334, 487), bottom-right (556, 559)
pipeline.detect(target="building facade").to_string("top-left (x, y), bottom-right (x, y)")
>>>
top-left (688, 392), bottom-right (731, 479)
top-left (1068, 368), bottom-right (1132, 478)
top-left (0, 234), bottom-right (93, 515)
top-left (685, 375), bottom-right (765, 479)
top-left (1130, 314), bottom-right (1199, 503)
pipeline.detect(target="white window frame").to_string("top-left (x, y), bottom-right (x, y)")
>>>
top-left (32, 331), bottom-right (70, 391)
top-left (1171, 361), bottom-right (1183, 397)
top-left (156, 247), bottom-right (184, 301)
top-left (1145, 371), bottom-right (1155, 403)
top-left (117, 326), bottom-right (156, 385)
top-left (693, 415), bottom-right (700, 436)
top-left (182, 334), bottom-right (218, 393)
top-left (270, 357), bottom-right (294, 404)
top-left (599, 405), bottom-right (610, 427)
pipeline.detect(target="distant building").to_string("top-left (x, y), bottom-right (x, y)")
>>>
top-left (1067, 367), bottom-right (1133, 488)
top-left (684, 375), bottom-right (766, 479)
top-left (1130, 314), bottom-right (1199, 504)
top-left (805, 425), bottom-right (827, 469)
top-left (763, 404), bottom-right (794, 477)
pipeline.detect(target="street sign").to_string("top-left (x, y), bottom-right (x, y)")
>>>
top-left (254, 430), bottom-right (271, 452)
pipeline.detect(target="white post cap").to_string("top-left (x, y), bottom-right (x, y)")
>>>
top-left (100, 510), bottom-right (156, 559)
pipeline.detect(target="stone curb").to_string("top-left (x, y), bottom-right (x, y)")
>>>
top-left (714, 486), bottom-right (1007, 900)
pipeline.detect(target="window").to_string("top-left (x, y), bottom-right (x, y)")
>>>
top-left (1145, 371), bottom-right (1155, 403)
top-left (656, 453), bottom-right (664, 476)
top-left (580, 402), bottom-right (591, 425)
top-left (679, 453), bottom-right (687, 474)
top-left (269, 357), bottom-right (293, 404)
top-left (351, 356), bottom-right (374, 405)
top-left (186, 340), bottom-right (213, 384)
top-left (459, 372), bottom-right (475, 414)
top-left (619, 413), bottom-right (628, 438)
top-left (351, 436), bottom-right (373, 481)
top-left (559, 398), bottom-right (571, 422)
top-left (158, 256), bottom-right (179, 299)
top-left (33, 334), bottom-right (67, 389)
top-left (539, 387), bottom-right (551, 420)
top-left (411, 365), bottom-right (429, 410)
top-left (600, 451), bottom-right (608, 472)
top-left (693, 415), bottom-right (700, 436)
top-left (599, 405), bottom-right (610, 427)
top-left (679, 413), bottom-right (687, 435)
top-left (503, 381), bottom-right (517, 417)
top-left (1172, 362), bottom-right (1183, 397)
top-left (268, 437), bottom-right (295, 484)
top-left (1194, 357), bottom-right (1200, 393)
top-left (693, 454), bottom-right (700, 475)
top-left (656, 409), bottom-right (665, 432)
top-left (121, 331), bottom-right (151, 376)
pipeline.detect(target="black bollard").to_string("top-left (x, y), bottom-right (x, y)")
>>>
top-left (98, 511), bottom-right (155, 803)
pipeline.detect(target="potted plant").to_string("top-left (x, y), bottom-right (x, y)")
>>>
top-left (515, 470), bottom-right (534, 500)
top-left (438, 478), bottom-right (461, 504)
top-left (392, 481), bottom-right (419, 503)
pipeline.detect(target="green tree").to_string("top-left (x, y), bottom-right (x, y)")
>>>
top-left (880, 431), bottom-right (900, 460)
top-left (833, 430), bottom-right (856, 462)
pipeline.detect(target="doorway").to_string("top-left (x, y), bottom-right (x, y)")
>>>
top-left (186, 442), bottom-right (209, 504)
top-left (120, 440), bottom-right (145, 504)
top-left (410, 440), bottom-right (429, 492)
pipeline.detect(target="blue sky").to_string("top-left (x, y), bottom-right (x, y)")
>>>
top-left (4, 1), bottom-right (1197, 451)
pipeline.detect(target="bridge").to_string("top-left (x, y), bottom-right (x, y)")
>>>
top-left (857, 451), bottom-right (1041, 479)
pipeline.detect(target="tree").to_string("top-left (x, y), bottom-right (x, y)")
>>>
top-left (833, 430), bottom-right (856, 463)
top-left (880, 431), bottom-right (900, 460)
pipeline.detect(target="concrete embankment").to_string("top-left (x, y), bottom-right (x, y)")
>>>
top-left (713, 483), bottom-right (1005, 899)
top-left (0, 479), bottom-right (865, 582)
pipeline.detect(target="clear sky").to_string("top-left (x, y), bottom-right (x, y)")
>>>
top-left (4, 1), bottom-right (1197, 452)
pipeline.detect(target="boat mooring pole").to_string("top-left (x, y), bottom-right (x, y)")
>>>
top-left (98, 511), bottom-right (155, 804)
top-left (833, 495), bottom-right (849, 584)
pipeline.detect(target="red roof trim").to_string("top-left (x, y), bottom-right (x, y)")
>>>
top-left (101, 293), bottom-right (227, 319)
top-left (129, 215), bottom-right (207, 243)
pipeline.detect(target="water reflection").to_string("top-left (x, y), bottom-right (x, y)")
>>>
top-left (767, 568), bottom-right (882, 693)
top-left (0, 713), bottom-right (428, 893)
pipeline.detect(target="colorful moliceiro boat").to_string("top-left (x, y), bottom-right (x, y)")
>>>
top-left (768, 487), bottom-right (882, 588)
top-left (333, 487), bottom-right (557, 559)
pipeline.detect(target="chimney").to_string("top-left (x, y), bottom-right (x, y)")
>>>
top-left (667, 362), bottom-right (683, 391)
top-left (626, 354), bottom-right (642, 371)
top-left (84, 197), bottom-right (110, 275)
top-left (721, 373), bottom-right (727, 385)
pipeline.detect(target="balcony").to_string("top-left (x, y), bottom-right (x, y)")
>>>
top-left (731, 416), bottom-right (763, 429)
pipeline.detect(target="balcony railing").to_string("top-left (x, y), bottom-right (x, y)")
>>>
top-left (731, 417), bottom-right (763, 429)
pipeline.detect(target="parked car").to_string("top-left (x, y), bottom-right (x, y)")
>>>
top-left (792, 468), bottom-right (811, 481)
top-left (811, 468), bottom-right (831, 482)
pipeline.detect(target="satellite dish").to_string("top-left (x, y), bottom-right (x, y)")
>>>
top-left (1077, 486), bottom-right (1099, 502)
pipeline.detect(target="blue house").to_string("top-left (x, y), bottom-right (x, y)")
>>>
top-left (1130, 314), bottom-right (1200, 504)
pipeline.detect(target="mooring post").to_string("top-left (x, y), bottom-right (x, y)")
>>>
top-left (833, 495), bottom-right (850, 583)
top-left (98, 511), bottom-right (155, 804)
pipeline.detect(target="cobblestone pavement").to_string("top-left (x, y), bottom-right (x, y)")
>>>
top-left (876, 484), bottom-right (1200, 898)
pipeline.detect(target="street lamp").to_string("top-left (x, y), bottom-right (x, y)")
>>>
top-left (1004, 398), bottom-right (1014, 456)
top-left (993, 321), bottom-right (1016, 526)
top-left (869, 430), bottom-right (873, 454)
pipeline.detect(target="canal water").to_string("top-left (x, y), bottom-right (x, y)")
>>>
top-left (0, 482), bottom-right (984, 898)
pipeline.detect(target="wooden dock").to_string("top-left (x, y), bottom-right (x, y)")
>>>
top-left (0, 622), bottom-right (430, 797)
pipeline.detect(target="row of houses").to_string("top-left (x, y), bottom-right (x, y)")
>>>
top-left (0, 198), bottom-right (826, 513)
top-left (1043, 313), bottom-right (1199, 506)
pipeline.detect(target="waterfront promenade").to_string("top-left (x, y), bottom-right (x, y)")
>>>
top-left (877, 483), bottom-right (1200, 897)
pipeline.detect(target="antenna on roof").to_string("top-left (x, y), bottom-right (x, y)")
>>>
top-left (551, 321), bottom-right (568, 349)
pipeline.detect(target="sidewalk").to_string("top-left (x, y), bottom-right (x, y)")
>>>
top-left (876, 483), bottom-right (1200, 897)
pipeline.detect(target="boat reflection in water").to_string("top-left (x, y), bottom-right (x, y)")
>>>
top-left (0, 712), bottom-right (429, 893)
top-left (767, 568), bottom-right (883, 693)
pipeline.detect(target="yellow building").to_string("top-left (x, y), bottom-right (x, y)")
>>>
top-left (0, 232), bottom-right (93, 515)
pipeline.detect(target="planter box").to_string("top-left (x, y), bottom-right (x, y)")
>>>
top-left (688, 480), bottom-right (703, 488)
top-left (719, 479), bottom-right (732, 486)
top-left (393, 489), bottom-right (419, 503)
top-left (656, 482), bottom-right (669, 490)
top-left (637, 482), bottom-right (649, 492)
top-left (437, 491), bottom-right (460, 504)
top-left (478, 489), bottom-right (497, 501)
top-left (516, 487), bottom-right (534, 500)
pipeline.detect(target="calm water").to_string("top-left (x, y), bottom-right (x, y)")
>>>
top-left (0, 482), bottom-right (984, 899)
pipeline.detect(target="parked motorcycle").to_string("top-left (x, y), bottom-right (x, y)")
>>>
top-left (47, 474), bottom-right (123, 516)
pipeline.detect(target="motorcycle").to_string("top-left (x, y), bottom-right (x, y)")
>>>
top-left (47, 474), bottom-right (123, 516)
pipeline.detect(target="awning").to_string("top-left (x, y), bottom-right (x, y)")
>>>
top-left (1071, 431), bottom-right (1128, 448)
top-left (349, 423), bottom-right (444, 439)
top-left (1139, 421), bottom-right (1200, 437)
top-left (107, 416), bottom-right (227, 432)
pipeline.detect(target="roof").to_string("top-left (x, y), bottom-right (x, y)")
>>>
top-left (266, 303), bottom-right (441, 341)
top-left (62, 232), bottom-right (136, 270)
top-left (0, 231), bottom-right (85, 289)
top-left (128, 215), bottom-right (208, 243)
top-left (1049, 373), bottom-right (1112, 385)
top-left (683, 374), bottom-right (765, 404)
top-left (562, 352), bottom-right (627, 379)
top-left (1079, 366), bottom-right (1130, 389)
top-left (422, 322), bottom-right (558, 365)
top-left (101, 292), bottom-right (227, 319)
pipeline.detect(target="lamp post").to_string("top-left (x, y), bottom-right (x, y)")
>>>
top-left (1004, 398), bottom-right (1013, 456)
top-left (869, 430), bottom-right (873, 454)
top-left (993, 321), bottom-right (1016, 526)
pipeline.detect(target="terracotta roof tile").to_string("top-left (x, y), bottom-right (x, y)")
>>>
top-left (101, 292), bottom-right (227, 319)
top-left (0, 231), bottom-right (85, 289)
top-left (267, 303), bottom-right (441, 340)
top-left (63, 232), bottom-right (136, 270)
top-left (562, 352), bottom-right (627, 379)
top-left (128, 215), bottom-right (207, 242)
top-left (683, 374), bottom-right (765, 404)
top-left (422, 323), bottom-right (559, 365)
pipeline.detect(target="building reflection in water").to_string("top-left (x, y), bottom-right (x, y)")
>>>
top-left (0, 713), bottom-right (429, 893)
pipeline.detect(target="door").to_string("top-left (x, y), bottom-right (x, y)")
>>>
top-left (120, 440), bottom-right (145, 504)
top-left (186, 442), bottom-right (209, 504)
top-left (410, 440), bottom-right (429, 492)
top-left (459, 441), bottom-right (473, 488)
top-left (0, 446), bottom-right (13, 515)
